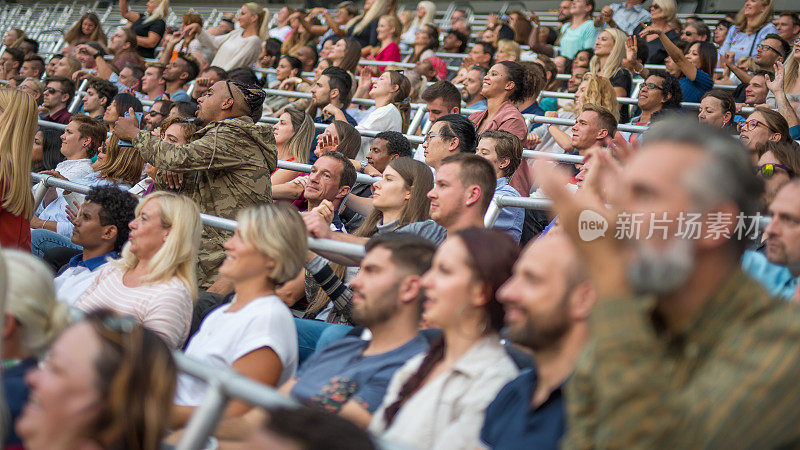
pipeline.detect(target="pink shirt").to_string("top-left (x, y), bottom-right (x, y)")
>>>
top-left (469, 101), bottom-right (533, 195)
top-left (75, 264), bottom-right (194, 348)
top-left (373, 41), bottom-right (401, 73)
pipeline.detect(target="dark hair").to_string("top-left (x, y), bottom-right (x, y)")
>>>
top-left (263, 407), bottom-right (376, 450)
top-left (387, 70), bottom-right (412, 131)
top-left (521, 61), bottom-right (545, 99)
top-left (474, 42), bottom-right (496, 66)
top-left (4, 47), bottom-right (24, 65)
top-left (227, 67), bottom-right (263, 87)
top-left (152, 98), bottom-right (174, 114)
top-left (441, 153), bottom-right (497, 212)
top-left (23, 54), bottom-right (45, 73)
top-left (45, 75), bottom-right (76, 105)
top-left (496, 60), bottom-right (531, 103)
top-left (322, 66), bottom-right (352, 103)
top-left (320, 150), bottom-right (357, 188)
top-left (468, 64), bottom-right (488, 80)
top-left (69, 114), bottom-right (107, 157)
top-left (479, 130), bottom-right (522, 178)
top-left (435, 114), bottom-right (477, 153)
top-left (760, 141), bottom-right (800, 177)
top-left (763, 33), bottom-right (791, 58)
top-left (263, 38), bottom-right (283, 68)
top-left (543, 26), bottom-right (558, 45)
top-left (175, 53), bottom-right (200, 82)
top-left (375, 130), bottom-right (412, 158)
top-left (497, 24), bottom-right (515, 41)
top-left (447, 30), bottom-right (468, 53)
top-left (365, 232), bottom-right (436, 276)
top-left (33, 127), bottom-right (65, 172)
top-left (299, 44), bottom-right (319, 69)
top-left (87, 77), bottom-right (119, 108)
top-left (281, 55), bottom-right (303, 77)
top-left (123, 63), bottom-right (145, 85)
top-left (170, 101), bottom-right (198, 119)
top-left (421, 80), bottom-right (461, 112)
top-left (580, 103), bottom-right (619, 138)
top-left (332, 120), bottom-right (361, 159)
top-left (337, 37), bottom-right (363, 74)
top-left (648, 69), bottom-right (683, 110)
top-left (701, 89), bottom-right (736, 129)
top-left (686, 21), bottom-right (710, 39)
top-left (202, 65), bottom-right (228, 80)
top-left (779, 11), bottom-right (800, 28)
top-left (419, 24), bottom-right (440, 52)
top-left (689, 41), bottom-right (718, 77)
top-left (753, 69), bottom-right (775, 82)
top-left (574, 48), bottom-right (594, 66)
top-left (84, 185), bottom-right (139, 252)
top-left (20, 38), bottom-right (38, 54)
top-left (111, 93), bottom-right (144, 120)
top-left (382, 227), bottom-right (518, 427)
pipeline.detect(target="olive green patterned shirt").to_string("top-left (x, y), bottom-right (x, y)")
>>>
top-left (564, 269), bottom-right (800, 449)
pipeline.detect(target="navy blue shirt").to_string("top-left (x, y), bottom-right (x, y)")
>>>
top-left (311, 111), bottom-right (359, 163)
top-left (679, 69), bottom-right (713, 103)
top-left (480, 368), bottom-right (565, 450)
top-left (522, 102), bottom-right (545, 130)
top-left (3, 358), bottom-right (38, 447)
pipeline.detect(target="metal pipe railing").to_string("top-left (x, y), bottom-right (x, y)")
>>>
top-left (484, 195), bottom-right (553, 227)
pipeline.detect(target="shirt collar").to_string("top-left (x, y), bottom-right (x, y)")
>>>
top-left (496, 177), bottom-right (510, 189)
top-left (68, 251), bottom-right (118, 271)
top-left (451, 334), bottom-right (507, 378)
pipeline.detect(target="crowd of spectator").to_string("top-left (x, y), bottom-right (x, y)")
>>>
top-left (3, 0), bottom-right (800, 448)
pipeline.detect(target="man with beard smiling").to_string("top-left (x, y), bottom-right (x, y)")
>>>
top-left (113, 79), bottom-right (275, 294)
top-left (542, 117), bottom-right (800, 448)
top-left (482, 232), bottom-right (595, 448)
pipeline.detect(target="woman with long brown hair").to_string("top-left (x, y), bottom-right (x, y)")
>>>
top-left (64, 13), bottom-right (108, 48)
top-left (369, 228), bottom-right (520, 449)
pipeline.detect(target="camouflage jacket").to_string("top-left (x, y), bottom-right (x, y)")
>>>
top-left (133, 116), bottom-right (277, 219)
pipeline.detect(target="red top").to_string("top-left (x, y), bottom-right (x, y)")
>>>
top-left (372, 42), bottom-right (401, 73)
top-left (0, 184), bottom-right (31, 251)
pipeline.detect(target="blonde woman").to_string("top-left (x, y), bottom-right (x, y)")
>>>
top-left (0, 89), bottom-right (37, 250)
top-left (348, 0), bottom-right (390, 47)
top-left (632, 0), bottom-right (680, 64)
top-left (183, 3), bottom-right (269, 71)
top-left (171, 204), bottom-right (304, 427)
top-left (75, 192), bottom-right (201, 348)
top-left (271, 109), bottom-right (315, 185)
top-left (783, 39), bottom-right (800, 99)
top-left (719, 0), bottom-right (777, 62)
top-left (590, 28), bottom-right (631, 121)
top-left (495, 39), bottom-right (522, 62)
top-left (528, 73), bottom-right (619, 153)
top-left (2, 250), bottom-right (70, 449)
top-left (119, 0), bottom-right (169, 59)
top-left (400, 1), bottom-right (436, 46)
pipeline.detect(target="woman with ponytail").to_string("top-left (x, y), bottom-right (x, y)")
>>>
top-left (350, 69), bottom-right (410, 158)
top-left (0, 89), bottom-right (37, 251)
top-left (2, 250), bottom-right (71, 449)
top-left (119, 0), bottom-right (169, 59)
top-left (369, 228), bottom-right (520, 449)
top-left (182, 2), bottom-right (267, 71)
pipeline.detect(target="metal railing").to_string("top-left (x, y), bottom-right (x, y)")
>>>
top-left (484, 195), bottom-right (553, 227)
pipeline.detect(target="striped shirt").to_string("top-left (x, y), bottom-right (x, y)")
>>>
top-left (563, 269), bottom-right (800, 448)
top-left (75, 264), bottom-right (194, 348)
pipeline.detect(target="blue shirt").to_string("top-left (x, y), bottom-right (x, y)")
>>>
top-left (522, 102), bottom-right (545, 130)
top-left (291, 334), bottom-right (428, 413)
top-left (608, 2), bottom-right (651, 34)
top-left (741, 249), bottom-right (798, 301)
top-left (67, 251), bottom-right (119, 272)
top-left (168, 89), bottom-right (191, 103)
top-left (493, 178), bottom-right (524, 243)
top-left (679, 69), bottom-right (714, 103)
top-left (3, 359), bottom-right (38, 447)
top-left (481, 368), bottom-right (565, 450)
top-left (467, 99), bottom-right (488, 111)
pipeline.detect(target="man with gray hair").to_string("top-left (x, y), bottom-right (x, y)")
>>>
top-left (542, 117), bottom-right (800, 447)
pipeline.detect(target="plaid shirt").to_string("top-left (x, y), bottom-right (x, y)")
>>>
top-left (564, 269), bottom-right (800, 448)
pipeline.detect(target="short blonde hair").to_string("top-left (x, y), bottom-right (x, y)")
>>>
top-left (653, 0), bottom-right (677, 22)
top-left (4, 249), bottom-right (70, 357)
top-left (116, 192), bottom-right (201, 299)
top-left (497, 39), bottom-right (521, 62)
top-left (236, 204), bottom-right (308, 285)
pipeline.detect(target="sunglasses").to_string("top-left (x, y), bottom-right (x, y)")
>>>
top-left (758, 163), bottom-right (794, 178)
top-left (148, 110), bottom-right (165, 117)
top-left (738, 119), bottom-right (768, 132)
top-left (44, 87), bottom-right (63, 94)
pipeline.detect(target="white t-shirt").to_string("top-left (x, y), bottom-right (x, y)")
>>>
top-left (75, 264), bottom-right (194, 349)
top-left (174, 295), bottom-right (298, 406)
top-left (357, 104), bottom-right (402, 159)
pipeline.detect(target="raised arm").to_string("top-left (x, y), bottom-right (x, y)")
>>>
top-left (527, 13), bottom-right (556, 58)
top-left (767, 61), bottom-right (799, 128)
top-left (118, 0), bottom-right (141, 24)
top-left (640, 26), bottom-right (697, 81)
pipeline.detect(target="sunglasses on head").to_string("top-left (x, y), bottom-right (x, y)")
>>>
top-left (758, 163), bottom-right (794, 178)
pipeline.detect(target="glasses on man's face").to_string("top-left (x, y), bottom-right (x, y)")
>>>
top-left (683, 31), bottom-right (695, 37)
top-left (148, 110), bottom-right (164, 117)
top-left (738, 119), bottom-right (768, 132)
top-left (757, 43), bottom-right (783, 57)
top-left (424, 132), bottom-right (454, 143)
top-left (642, 82), bottom-right (665, 91)
top-left (758, 163), bottom-right (794, 178)
top-left (44, 87), bottom-right (62, 95)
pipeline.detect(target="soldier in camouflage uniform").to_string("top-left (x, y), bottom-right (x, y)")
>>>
top-left (115, 80), bottom-right (276, 291)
